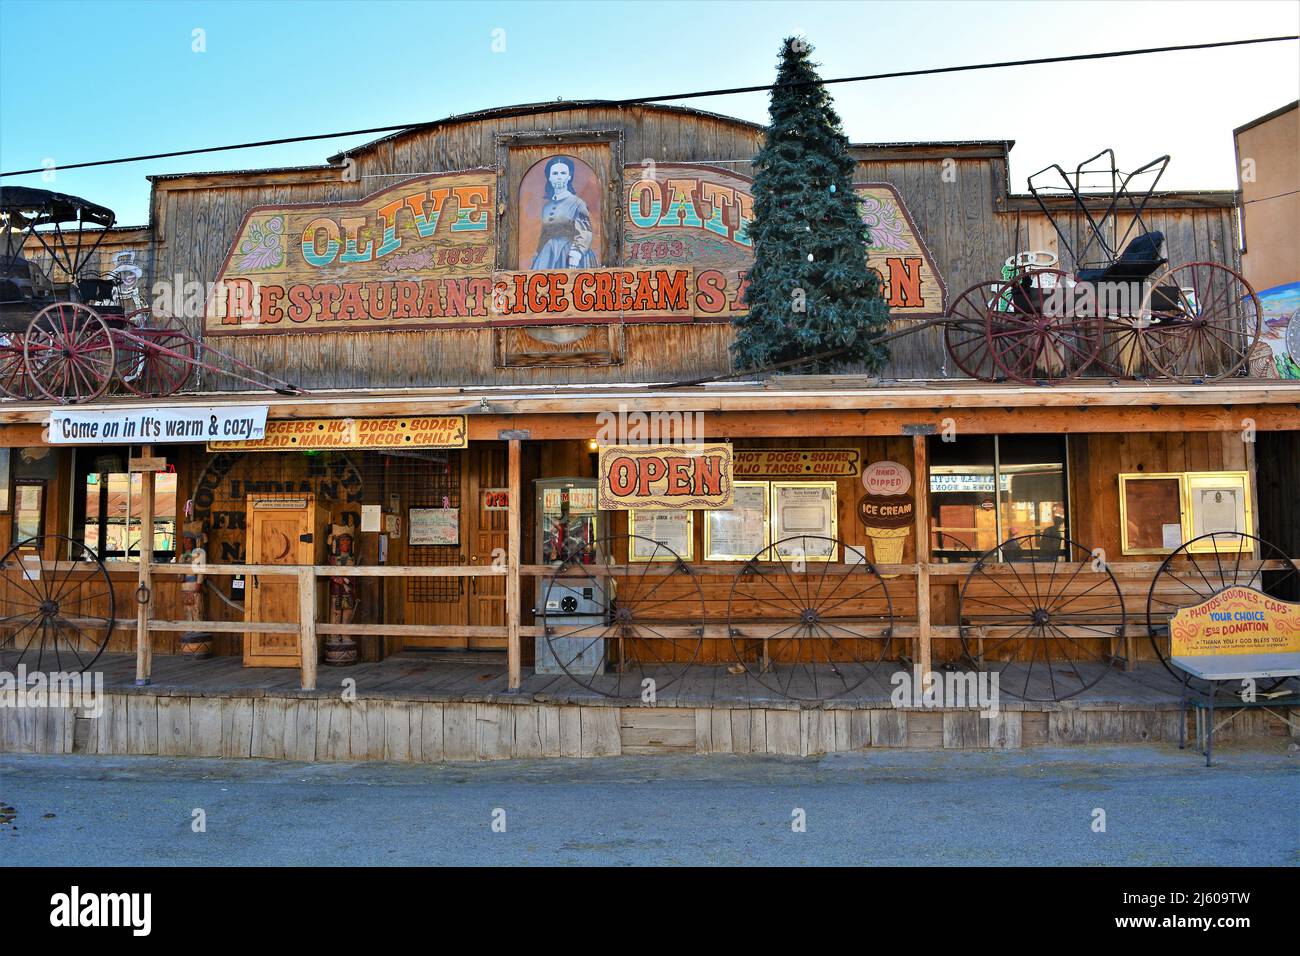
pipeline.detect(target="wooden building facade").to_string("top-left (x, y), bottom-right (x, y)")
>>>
top-left (2, 101), bottom-right (1296, 722)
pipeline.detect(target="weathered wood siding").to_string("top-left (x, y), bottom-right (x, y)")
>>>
top-left (143, 105), bottom-right (1239, 389)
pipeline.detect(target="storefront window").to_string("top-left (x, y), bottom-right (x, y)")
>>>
top-left (927, 435), bottom-right (1068, 561)
top-left (75, 448), bottom-right (177, 558)
top-left (12, 480), bottom-right (45, 544)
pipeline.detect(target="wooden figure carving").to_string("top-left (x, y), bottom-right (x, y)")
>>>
top-left (178, 520), bottom-right (213, 659)
top-left (324, 524), bottom-right (359, 666)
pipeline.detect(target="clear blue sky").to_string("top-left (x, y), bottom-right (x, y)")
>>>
top-left (1, 0), bottom-right (1297, 226)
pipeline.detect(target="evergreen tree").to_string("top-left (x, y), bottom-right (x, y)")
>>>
top-left (732, 37), bottom-right (891, 374)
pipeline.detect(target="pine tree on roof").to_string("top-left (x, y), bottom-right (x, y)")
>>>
top-left (732, 36), bottom-right (891, 374)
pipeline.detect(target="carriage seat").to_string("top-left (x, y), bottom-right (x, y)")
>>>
top-left (1076, 231), bottom-right (1166, 283)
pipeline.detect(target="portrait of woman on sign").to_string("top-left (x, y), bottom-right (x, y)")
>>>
top-left (523, 155), bottom-right (601, 269)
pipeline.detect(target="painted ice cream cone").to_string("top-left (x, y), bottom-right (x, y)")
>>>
top-left (857, 493), bottom-right (916, 578)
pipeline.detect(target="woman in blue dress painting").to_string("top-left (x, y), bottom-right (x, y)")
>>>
top-left (531, 156), bottom-right (599, 269)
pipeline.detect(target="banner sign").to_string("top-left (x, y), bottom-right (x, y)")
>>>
top-left (206, 165), bottom-right (945, 335)
top-left (50, 406), bottom-right (268, 444)
top-left (733, 448), bottom-right (861, 477)
top-left (206, 170), bottom-right (495, 335)
top-left (598, 443), bottom-right (733, 511)
top-left (1170, 586), bottom-right (1300, 656)
top-left (208, 416), bottom-right (467, 451)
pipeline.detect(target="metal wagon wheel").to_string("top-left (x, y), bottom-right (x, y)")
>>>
top-left (23, 302), bottom-right (116, 403)
top-left (0, 333), bottom-right (32, 399)
top-left (943, 280), bottom-right (1006, 381)
top-left (116, 309), bottom-right (195, 397)
top-left (959, 534), bottom-right (1126, 701)
top-left (727, 535), bottom-right (894, 701)
top-left (0, 535), bottom-right (116, 673)
top-left (986, 268), bottom-right (1105, 385)
top-left (1146, 532), bottom-right (1298, 691)
top-left (540, 534), bottom-right (704, 698)
top-left (1136, 262), bottom-right (1262, 383)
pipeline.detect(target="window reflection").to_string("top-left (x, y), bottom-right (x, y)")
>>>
top-left (927, 435), bottom-right (1068, 562)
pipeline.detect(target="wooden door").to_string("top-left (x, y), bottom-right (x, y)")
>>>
top-left (244, 495), bottom-right (316, 667)
top-left (468, 444), bottom-right (508, 648)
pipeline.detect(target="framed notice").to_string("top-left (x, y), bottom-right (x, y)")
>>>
top-left (0, 448), bottom-right (9, 512)
top-left (1186, 472), bottom-right (1252, 553)
top-left (770, 481), bottom-right (837, 561)
top-left (628, 510), bottom-right (694, 561)
top-left (705, 481), bottom-right (770, 561)
top-left (409, 507), bottom-right (459, 546)
top-left (1118, 473), bottom-right (1185, 555)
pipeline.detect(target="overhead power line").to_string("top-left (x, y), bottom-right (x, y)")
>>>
top-left (2, 35), bottom-right (1296, 178)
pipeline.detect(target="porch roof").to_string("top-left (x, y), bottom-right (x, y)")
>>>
top-left (1, 379), bottom-right (1298, 427)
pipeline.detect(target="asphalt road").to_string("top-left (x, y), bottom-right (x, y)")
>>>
top-left (2, 746), bottom-right (1297, 866)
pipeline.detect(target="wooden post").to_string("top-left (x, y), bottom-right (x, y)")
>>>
top-left (912, 434), bottom-right (932, 688)
top-left (298, 567), bottom-right (317, 691)
top-left (507, 438), bottom-right (522, 690)
top-left (133, 447), bottom-right (155, 686)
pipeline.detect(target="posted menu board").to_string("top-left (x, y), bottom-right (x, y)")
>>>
top-left (705, 481), bottom-right (770, 561)
top-left (628, 510), bottom-right (693, 561)
top-left (771, 482), bottom-right (838, 561)
top-left (409, 507), bottom-right (459, 546)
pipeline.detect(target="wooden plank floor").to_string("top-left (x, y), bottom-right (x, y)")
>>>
top-left (0, 650), bottom-right (1195, 708)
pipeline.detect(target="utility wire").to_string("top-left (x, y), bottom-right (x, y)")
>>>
top-left (2, 35), bottom-right (1295, 178)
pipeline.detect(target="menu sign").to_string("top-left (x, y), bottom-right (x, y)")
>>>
top-left (409, 507), bottom-right (460, 546)
top-left (705, 481), bottom-right (769, 561)
top-left (210, 416), bottom-right (467, 451)
top-left (734, 449), bottom-right (861, 478)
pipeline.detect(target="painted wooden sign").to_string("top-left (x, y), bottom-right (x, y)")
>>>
top-left (209, 416), bottom-right (467, 451)
top-left (206, 165), bottom-right (945, 334)
top-left (861, 460), bottom-right (913, 495)
top-left (206, 170), bottom-right (496, 335)
top-left (624, 164), bottom-right (753, 319)
top-left (733, 448), bottom-right (861, 477)
top-left (490, 268), bottom-right (694, 323)
top-left (1170, 586), bottom-right (1300, 656)
top-left (598, 443), bottom-right (733, 511)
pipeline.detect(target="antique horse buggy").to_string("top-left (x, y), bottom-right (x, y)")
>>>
top-left (0, 186), bottom-right (301, 403)
top-left (933, 151), bottom-right (1262, 385)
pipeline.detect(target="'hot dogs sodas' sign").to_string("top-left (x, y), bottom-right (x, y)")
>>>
top-left (598, 444), bottom-right (733, 511)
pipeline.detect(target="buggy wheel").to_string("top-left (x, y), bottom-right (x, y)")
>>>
top-left (0, 535), bottom-right (116, 673)
top-left (959, 534), bottom-right (1125, 701)
top-left (1146, 532), bottom-right (1298, 691)
top-left (726, 535), bottom-right (894, 701)
top-left (943, 280), bottom-right (1005, 381)
top-left (1137, 263), bottom-right (1262, 383)
top-left (117, 310), bottom-right (195, 397)
top-left (24, 302), bottom-right (115, 403)
top-left (987, 269), bottom-right (1103, 384)
top-left (539, 534), bottom-right (704, 698)
top-left (0, 333), bottom-right (32, 399)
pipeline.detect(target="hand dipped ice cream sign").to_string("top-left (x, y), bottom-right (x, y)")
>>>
top-left (206, 164), bottom-right (943, 335)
